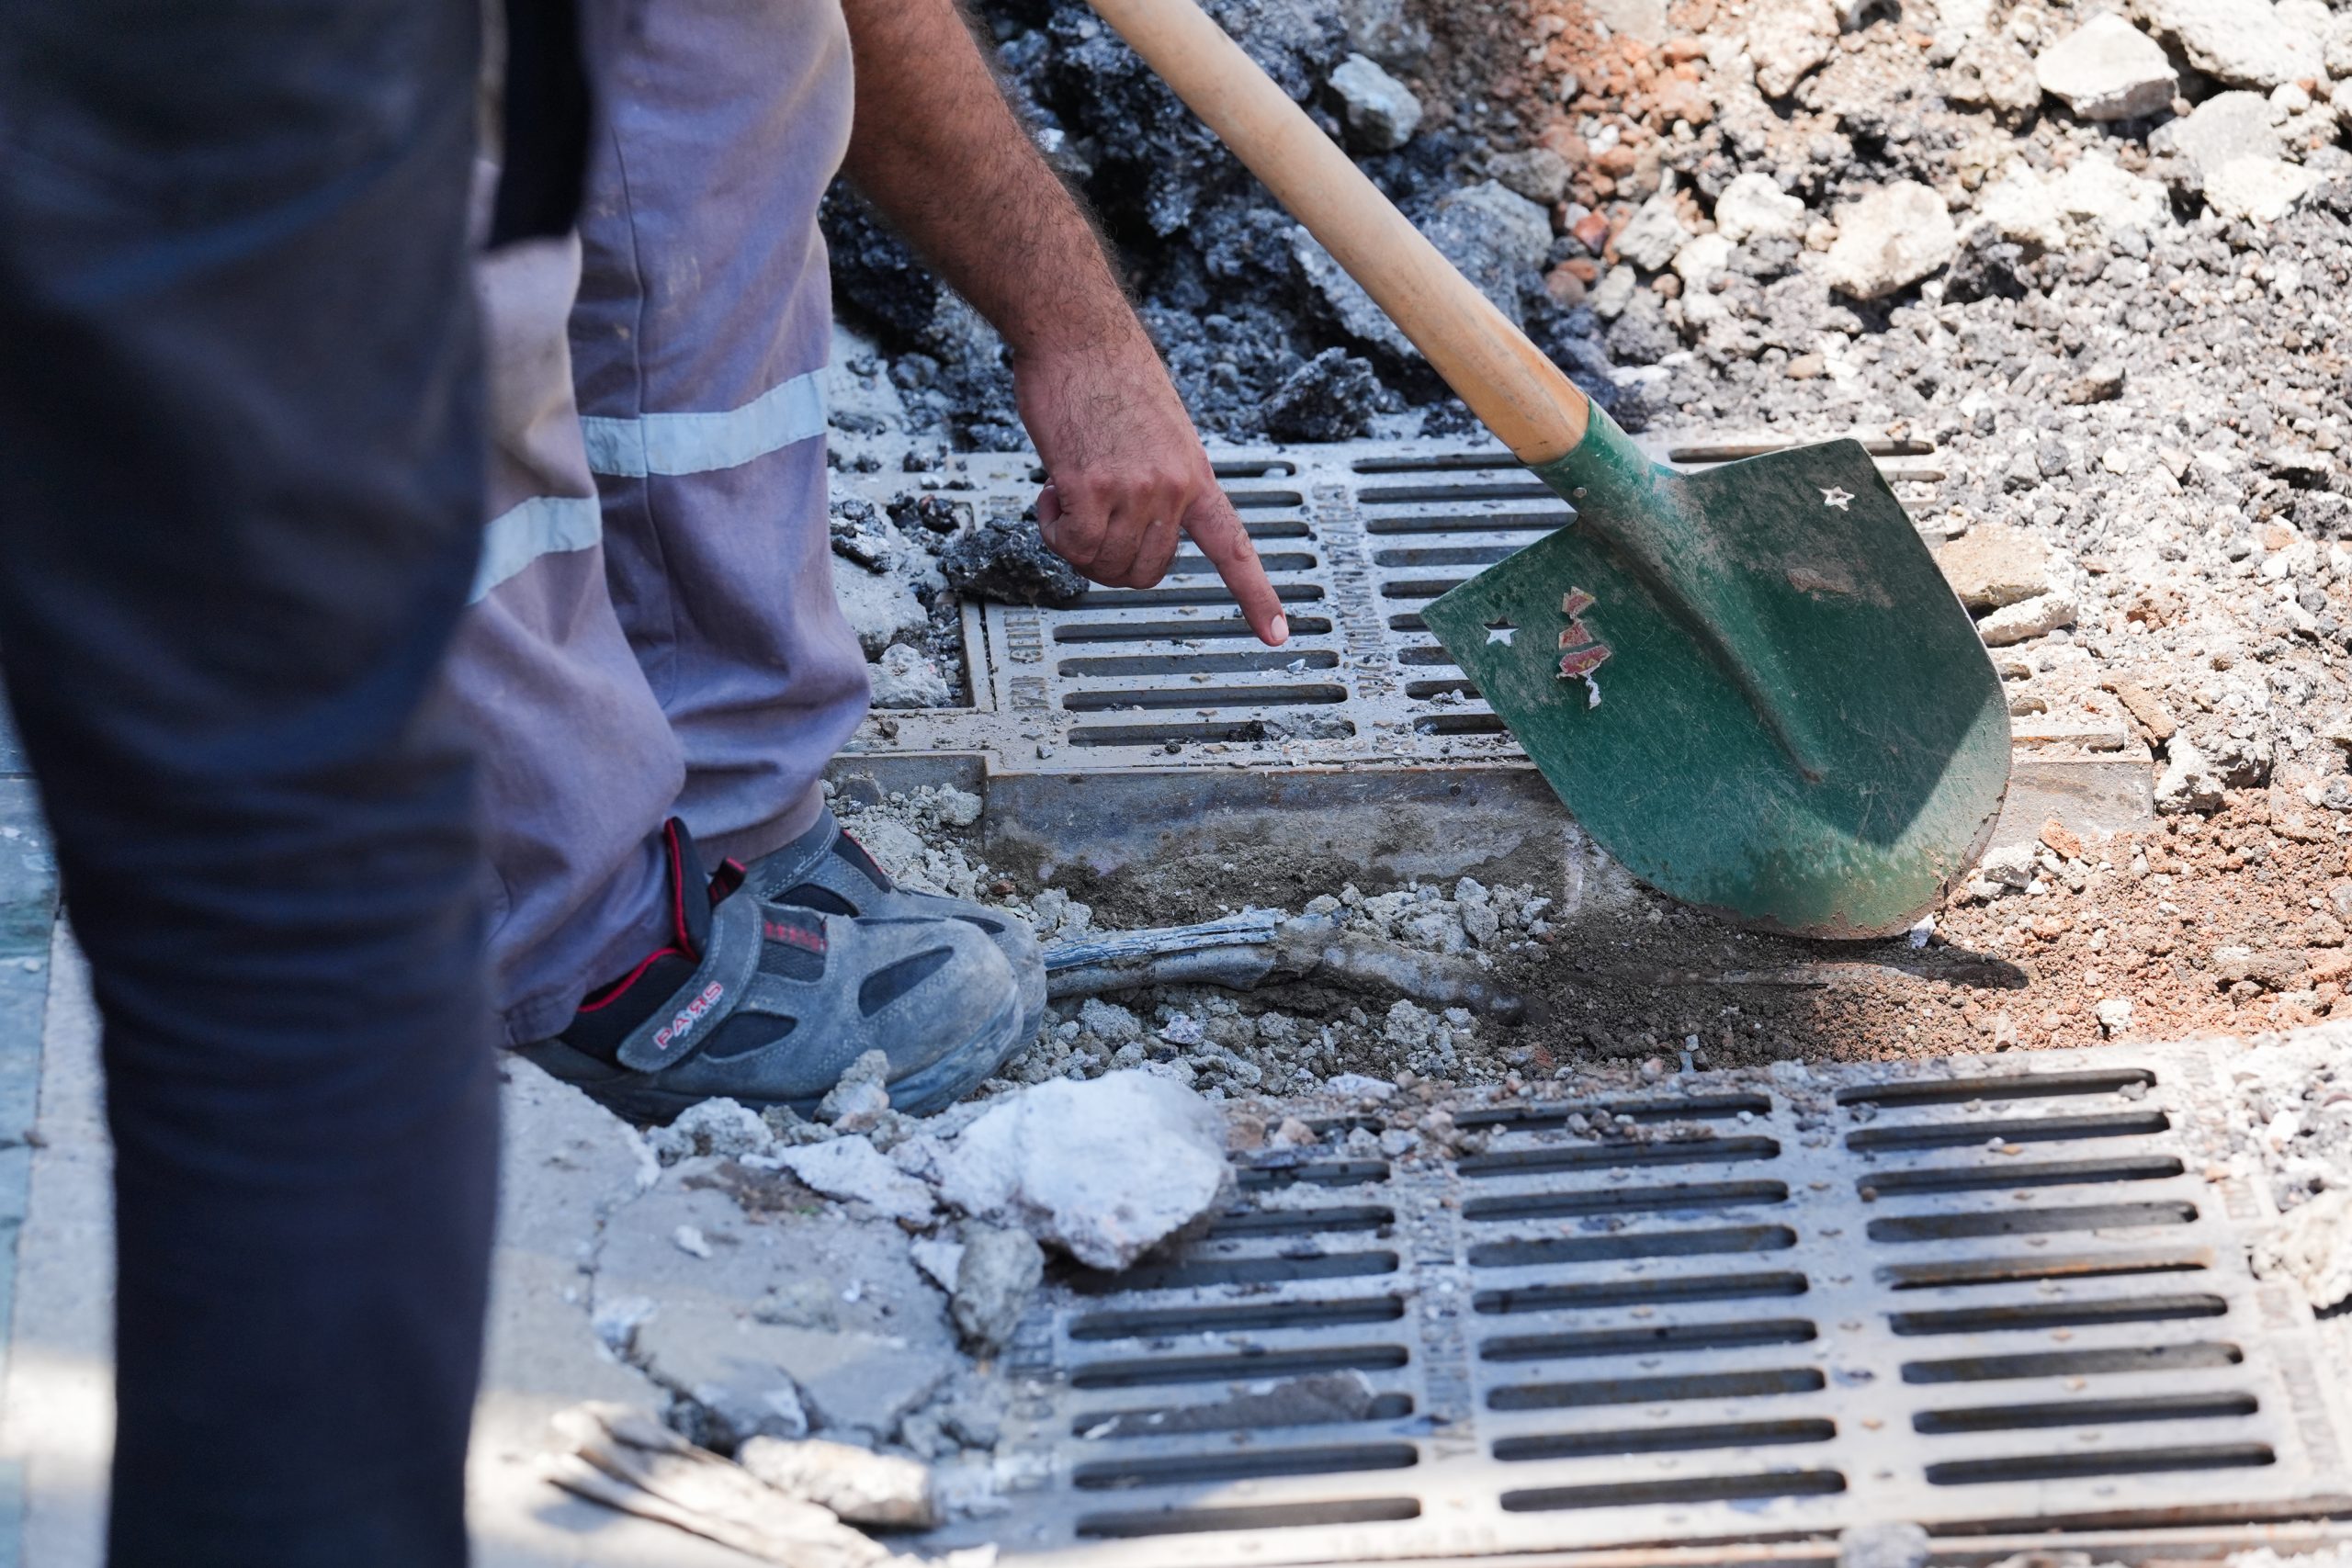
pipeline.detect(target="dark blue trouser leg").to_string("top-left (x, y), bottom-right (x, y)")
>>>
top-left (0, 2), bottom-right (496, 1563)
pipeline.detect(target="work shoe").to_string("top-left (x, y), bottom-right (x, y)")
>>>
top-left (739, 807), bottom-right (1047, 1044)
top-left (519, 820), bottom-right (1028, 1122)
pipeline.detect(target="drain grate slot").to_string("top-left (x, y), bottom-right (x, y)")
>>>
top-left (1881, 1249), bottom-right (2211, 1290)
top-left (1236, 1159), bottom-right (1389, 1190)
top-left (1373, 545), bottom-right (1529, 569)
top-left (1415, 713), bottom-right (1509, 736)
top-left (1061, 682), bottom-right (1348, 712)
top-left (1069, 1297), bottom-right (1408, 1341)
top-left (1480, 1317), bottom-right (1819, 1363)
top-left (1888, 1293), bottom-right (2230, 1337)
top-left (1469, 1224), bottom-right (1798, 1269)
top-left (1849, 1111), bottom-right (2170, 1150)
top-left (1057, 649), bottom-right (1342, 677)
top-left (1074, 583), bottom-right (1329, 610)
top-left (1073, 1442), bottom-right (1420, 1491)
top-left (1900, 1342), bottom-right (2245, 1383)
top-left (1463, 1179), bottom-right (1790, 1223)
top-left (1378, 576), bottom-right (1473, 601)
top-left (1162, 549), bottom-right (1317, 573)
top-left (1458, 1093), bottom-right (1772, 1130)
top-left (1355, 480), bottom-right (1553, 503)
top-left (1489, 1367), bottom-right (1828, 1411)
top-left (1838, 1070), bottom-right (2158, 1106)
top-left (1204, 1204), bottom-right (1396, 1239)
top-left (1460, 1136), bottom-right (1781, 1177)
top-left (1924, 1444), bottom-right (2277, 1487)
top-left (1866, 1201), bottom-right (2198, 1243)
top-left (1862, 1155), bottom-right (2184, 1195)
top-left (956, 1045), bottom-right (2349, 1565)
top-left (1914, 1393), bottom-right (2262, 1433)
top-left (1500, 1471), bottom-right (1849, 1514)
top-left (1350, 451), bottom-right (1513, 473)
top-left (1076, 1498), bottom-right (1423, 1540)
top-left (1493, 1418), bottom-right (1839, 1462)
top-left (1363, 510), bottom-right (1567, 535)
top-left (1070, 1345), bottom-right (1410, 1390)
top-left (1069, 1250), bottom-right (1400, 1294)
top-left (1475, 1269), bottom-right (1811, 1316)
top-left (1076, 1387), bottom-right (1417, 1439)
top-left (1051, 615), bottom-right (1336, 643)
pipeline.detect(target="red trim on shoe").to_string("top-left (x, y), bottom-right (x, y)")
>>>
top-left (709, 857), bottom-right (747, 904)
top-left (577, 945), bottom-right (687, 1012)
top-left (664, 819), bottom-right (693, 948)
top-left (577, 818), bottom-right (707, 1017)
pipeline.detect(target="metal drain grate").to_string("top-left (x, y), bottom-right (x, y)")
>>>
top-left (830, 439), bottom-right (2152, 893)
top-left (934, 1044), bottom-right (2351, 1563)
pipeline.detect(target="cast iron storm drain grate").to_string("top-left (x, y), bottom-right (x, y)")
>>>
top-left (829, 438), bottom-right (2153, 891)
top-left (924, 1043), bottom-right (2352, 1564)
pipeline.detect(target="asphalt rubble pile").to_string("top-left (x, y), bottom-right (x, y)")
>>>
top-left (825, 0), bottom-right (1651, 451)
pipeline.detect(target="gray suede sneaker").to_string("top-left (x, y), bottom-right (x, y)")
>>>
top-left (519, 819), bottom-right (1027, 1122)
top-left (739, 807), bottom-right (1048, 1044)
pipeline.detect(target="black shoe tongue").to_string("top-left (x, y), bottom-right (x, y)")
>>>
top-left (558, 818), bottom-right (716, 1066)
top-left (559, 948), bottom-right (699, 1065)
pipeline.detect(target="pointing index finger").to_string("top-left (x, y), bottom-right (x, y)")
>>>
top-left (1182, 482), bottom-right (1287, 647)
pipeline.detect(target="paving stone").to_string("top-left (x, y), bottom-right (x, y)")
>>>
top-left (1971, 164), bottom-right (2068, 248)
top-left (2050, 152), bottom-right (2169, 232)
top-left (829, 555), bottom-right (927, 658)
top-left (933, 1071), bottom-right (1231, 1269)
top-left (870, 643), bottom-right (953, 709)
top-left (1329, 52), bottom-right (1421, 150)
top-left (1935, 523), bottom-right (2061, 609)
top-left (775, 1137), bottom-right (936, 1224)
top-left (2155, 737), bottom-right (2228, 815)
top-left (2204, 157), bottom-right (2325, 221)
top-left (2136, 0), bottom-right (2324, 89)
top-left (1713, 173), bottom-right (1808, 243)
top-left (949, 1224), bottom-right (1045, 1353)
top-left (1974, 590), bottom-right (2078, 645)
top-left (1746, 0), bottom-right (1839, 96)
top-left (1490, 147), bottom-right (1574, 205)
top-left (595, 1178), bottom-right (959, 1444)
top-left (2035, 14), bottom-right (2177, 119)
top-left (1824, 182), bottom-right (1960, 299)
top-left (736, 1436), bottom-right (937, 1529)
top-left (2157, 90), bottom-right (2286, 189)
top-left (1613, 186), bottom-right (1692, 271)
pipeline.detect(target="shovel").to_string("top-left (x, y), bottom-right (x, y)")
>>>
top-left (1083, 0), bottom-right (2011, 938)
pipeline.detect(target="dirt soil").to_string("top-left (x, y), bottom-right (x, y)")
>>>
top-left (1500, 790), bottom-right (2339, 1068)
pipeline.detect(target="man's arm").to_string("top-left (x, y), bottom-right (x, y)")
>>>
top-left (837, 0), bottom-right (1286, 647)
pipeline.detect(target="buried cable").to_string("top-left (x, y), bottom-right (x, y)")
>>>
top-left (1042, 909), bottom-right (1527, 1019)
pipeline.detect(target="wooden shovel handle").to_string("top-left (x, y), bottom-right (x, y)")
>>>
top-left (1085, 0), bottom-right (1591, 463)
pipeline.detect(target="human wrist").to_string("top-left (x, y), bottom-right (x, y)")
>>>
top-left (1001, 272), bottom-right (1152, 367)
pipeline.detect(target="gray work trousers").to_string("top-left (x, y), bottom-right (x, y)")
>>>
top-left (460, 0), bottom-right (870, 1043)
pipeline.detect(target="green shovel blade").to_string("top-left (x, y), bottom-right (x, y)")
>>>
top-left (1423, 412), bottom-right (2011, 939)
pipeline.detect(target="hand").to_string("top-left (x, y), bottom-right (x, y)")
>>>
top-left (1013, 327), bottom-right (1287, 647)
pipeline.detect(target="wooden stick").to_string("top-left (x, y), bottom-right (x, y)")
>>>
top-left (1085, 0), bottom-right (1590, 464)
